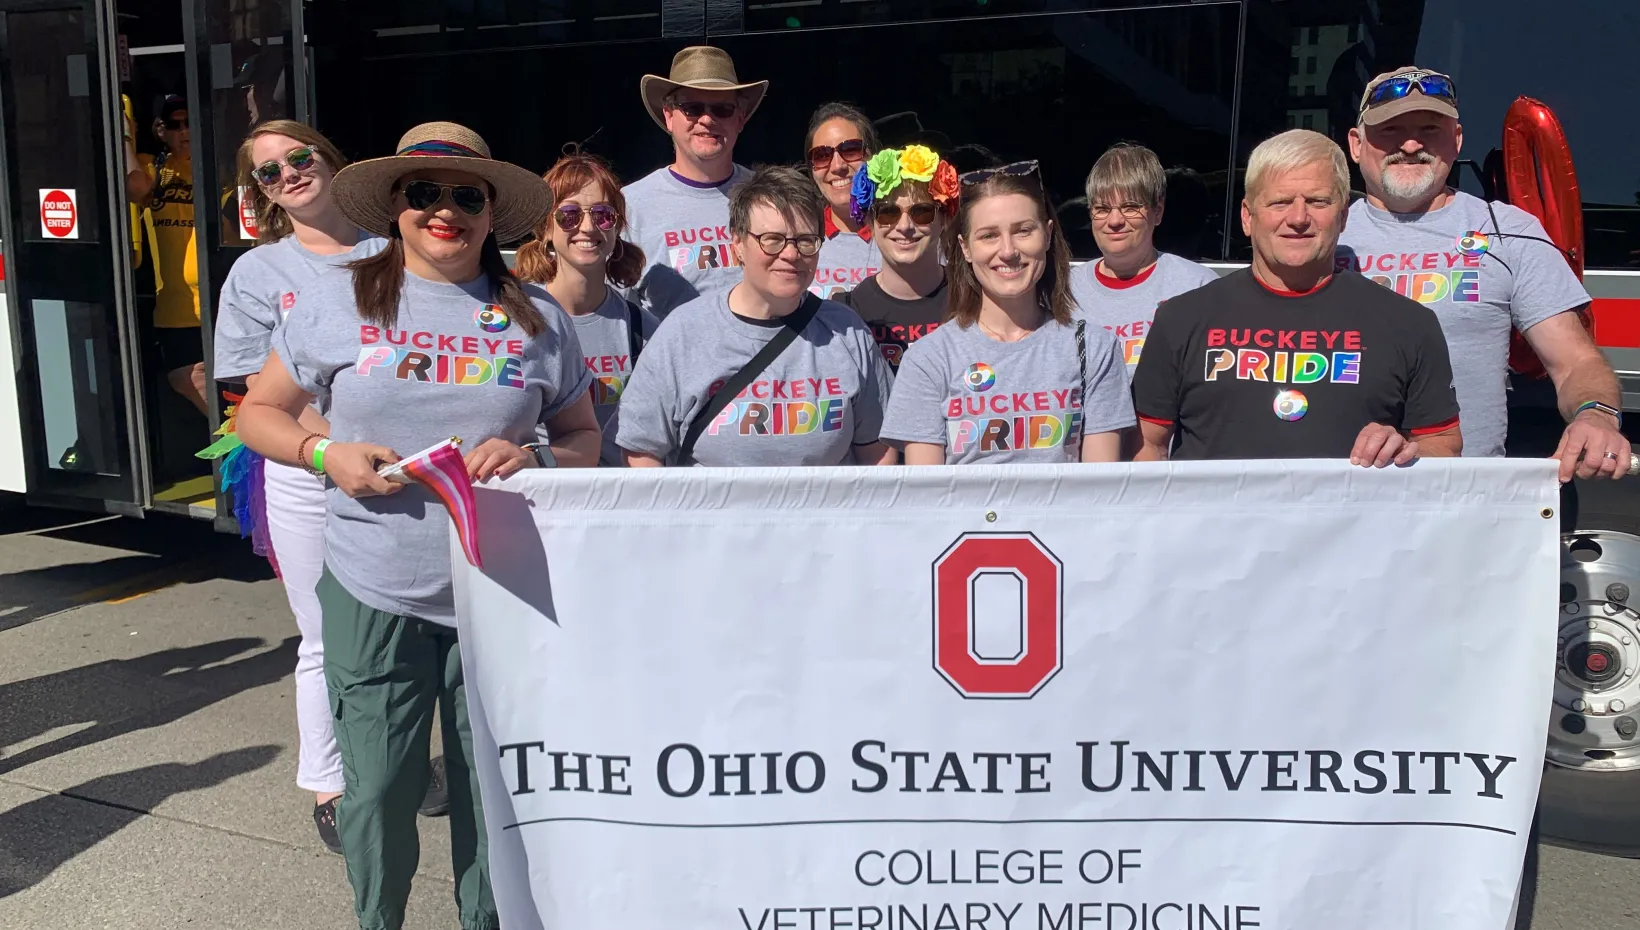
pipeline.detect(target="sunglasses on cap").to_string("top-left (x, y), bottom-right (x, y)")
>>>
top-left (252, 146), bottom-right (319, 187)
top-left (401, 180), bottom-right (489, 216)
top-left (553, 204), bottom-right (619, 232)
top-left (807, 139), bottom-right (866, 170)
top-left (959, 160), bottom-right (1040, 185)
top-left (1364, 72), bottom-right (1458, 110)
top-left (670, 100), bottom-right (739, 121)
top-left (873, 201), bottom-right (940, 226)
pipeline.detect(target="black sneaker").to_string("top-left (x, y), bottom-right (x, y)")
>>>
top-left (313, 798), bottom-right (343, 854)
top-left (419, 756), bottom-right (449, 817)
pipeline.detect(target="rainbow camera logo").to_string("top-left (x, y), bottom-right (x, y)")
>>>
top-left (1273, 389), bottom-right (1309, 421)
top-left (964, 363), bottom-right (998, 393)
top-left (475, 304), bottom-right (511, 333)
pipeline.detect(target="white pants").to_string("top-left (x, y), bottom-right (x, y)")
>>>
top-left (263, 459), bottom-right (343, 794)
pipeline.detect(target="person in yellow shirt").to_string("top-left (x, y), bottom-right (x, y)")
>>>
top-left (125, 93), bottom-right (205, 414)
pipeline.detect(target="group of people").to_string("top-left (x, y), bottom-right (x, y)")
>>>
top-left (196, 44), bottom-right (1625, 930)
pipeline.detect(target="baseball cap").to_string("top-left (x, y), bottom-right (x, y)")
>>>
top-left (1358, 66), bottom-right (1459, 126)
top-left (153, 93), bottom-right (187, 118)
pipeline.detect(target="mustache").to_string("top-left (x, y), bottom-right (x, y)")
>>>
top-left (1383, 151), bottom-right (1437, 167)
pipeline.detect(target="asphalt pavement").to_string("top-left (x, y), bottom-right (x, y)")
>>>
top-left (0, 500), bottom-right (1635, 929)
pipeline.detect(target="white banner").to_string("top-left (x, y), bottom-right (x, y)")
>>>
top-left (453, 460), bottom-right (1559, 930)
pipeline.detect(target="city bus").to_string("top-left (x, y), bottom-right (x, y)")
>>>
top-left (0, 0), bottom-right (1634, 863)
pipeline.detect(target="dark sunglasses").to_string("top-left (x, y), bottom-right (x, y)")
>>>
top-left (162, 117), bottom-right (189, 131)
top-left (1365, 72), bottom-right (1458, 109)
top-left (807, 139), bottom-right (867, 170)
top-left (252, 146), bottom-right (319, 187)
top-left (959, 160), bottom-right (1040, 186)
top-left (402, 180), bottom-right (489, 216)
top-left (750, 232), bottom-right (823, 257)
top-left (553, 204), bottom-right (619, 232)
top-left (671, 100), bottom-right (738, 120)
top-left (873, 201), bottom-right (940, 226)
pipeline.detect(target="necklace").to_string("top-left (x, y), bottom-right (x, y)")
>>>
top-left (977, 310), bottom-right (1044, 343)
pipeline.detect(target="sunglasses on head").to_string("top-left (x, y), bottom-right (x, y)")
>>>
top-left (671, 100), bottom-right (738, 120)
top-left (959, 159), bottom-right (1040, 186)
top-left (873, 201), bottom-right (940, 226)
top-left (401, 180), bottom-right (489, 216)
top-left (252, 146), bottom-right (319, 187)
top-left (807, 139), bottom-right (867, 170)
top-left (1365, 72), bottom-right (1458, 109)
top-left (553, 203), bottom-right (619, 232)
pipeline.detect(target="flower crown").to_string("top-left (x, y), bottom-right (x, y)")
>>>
top-left (849, 145), bottom-right (960, 227)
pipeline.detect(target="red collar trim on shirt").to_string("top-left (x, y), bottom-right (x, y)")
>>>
top-left (825, 206), bottom-right (871, 242)
top-left (1094, 259), bottom-right (1158, 289)
top-left (1253, 272), bottom-right (1333, 297)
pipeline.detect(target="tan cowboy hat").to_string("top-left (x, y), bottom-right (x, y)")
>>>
top-left (640, 46), bottom-right (768, 130)
top-left (331, 121), bottom-right (549, 245)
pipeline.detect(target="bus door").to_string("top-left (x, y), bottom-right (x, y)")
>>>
top-left (0, 0), bottom-right (149, 514)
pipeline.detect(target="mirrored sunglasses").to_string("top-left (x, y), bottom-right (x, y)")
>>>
top-left (553, 204), bottom-right (619, 232)
top-left (252, 146), bottom-right (319, 187)
top-left (402, 180), bottom-right (489, 216)
top-left (1365, 73), bottom-right (1458, 109)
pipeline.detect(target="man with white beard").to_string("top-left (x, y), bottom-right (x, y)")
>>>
top-left (1337, 66), bottom-right (1629, 486)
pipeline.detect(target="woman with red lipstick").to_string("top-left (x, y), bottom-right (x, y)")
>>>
top-left (805, 102), bottom-right (878, 299)
top-left (515, 153), bottom-right (658, 466)
top-left (236, 122), bottom-right (600, 930)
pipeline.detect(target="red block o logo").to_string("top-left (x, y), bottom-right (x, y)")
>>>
top-left (932, 532), bottom-right (1063, 698)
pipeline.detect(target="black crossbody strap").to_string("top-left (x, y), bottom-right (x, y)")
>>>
top-left (680, 293), bottom-right (823, 463)
top-left (1075, 319), bottom-right (1087, 398)
top-left (625, 299), bottom-right (645, 366)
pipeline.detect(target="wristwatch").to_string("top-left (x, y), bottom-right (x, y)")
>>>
top-left (521, 442), bottom-right (557, 468)
top-left (1575, 401), bottom-right (1623, 427)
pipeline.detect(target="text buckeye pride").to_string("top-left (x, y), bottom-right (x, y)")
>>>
top-left (451, 460), bottom-right (1558, 930)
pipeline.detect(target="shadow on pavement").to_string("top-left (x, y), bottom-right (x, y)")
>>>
top-left (0, 637), bottom-right (298, 778)
top-left (0, 745), bottom-right (280, 899)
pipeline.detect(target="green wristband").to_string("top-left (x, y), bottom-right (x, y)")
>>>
top-left (311, 438), bottom-right (332, 472)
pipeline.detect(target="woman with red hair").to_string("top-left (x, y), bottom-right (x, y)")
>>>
top-left (516, 155), bottom-right (657, 466)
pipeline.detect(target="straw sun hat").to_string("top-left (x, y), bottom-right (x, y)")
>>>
top-left (331, 121), bottom-right (549, 245)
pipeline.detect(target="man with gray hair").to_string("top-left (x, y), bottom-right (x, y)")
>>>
top-left (1132, 129), bottom-right (1461, 465)
top-left (1068, 142), bottom-right (1217, 373)
top-left (1338, 66), bottom-right (1627, 484)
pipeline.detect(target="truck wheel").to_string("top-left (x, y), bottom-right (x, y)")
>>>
top-left (1546, 523), bottom-right (1640, 856)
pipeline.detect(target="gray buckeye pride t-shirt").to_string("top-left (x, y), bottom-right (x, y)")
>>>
top-left (811, 216), bottom-right (879, 300)
top-left (1068, 252), bottom-right (1218, 373)
top-left (1336, 190), bottom-right (1590, 457)
top-left (273, 269), bottom-right (591, 625)
top-left (214, 233), bottom-right (388, 379)
top-left (572, 290), bottom-right (660, 467)
top-left (615, 290), bottom-right (894, 467)
top-left (881, 316), bottom-right (1135, 465)
top-left (621, 165), bottom-right (754, 319)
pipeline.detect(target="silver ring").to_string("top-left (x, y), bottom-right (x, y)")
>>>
top-left (1630, 453), bottom-right (1640, 477)
top-left (1606, 451), bottom-right (1621, 460)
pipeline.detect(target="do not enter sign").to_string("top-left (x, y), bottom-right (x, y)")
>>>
top-left (40, 188), bottom-right (78, 239)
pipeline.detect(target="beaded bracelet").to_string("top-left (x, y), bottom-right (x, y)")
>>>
top-left (296, 432), bottom-right (325, 476)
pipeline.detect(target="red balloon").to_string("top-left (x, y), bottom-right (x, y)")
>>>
top-left (1503, 96), bottom-right (1589, 378)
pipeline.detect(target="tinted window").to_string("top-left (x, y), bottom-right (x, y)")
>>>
top-left (1238, 0), bottom-right (1640, 268)
top-left (311, 1), bottom-right (1241, 260)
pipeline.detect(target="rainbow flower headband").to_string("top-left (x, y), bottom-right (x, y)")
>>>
top-left (849, 145), bottom-right (960, 226)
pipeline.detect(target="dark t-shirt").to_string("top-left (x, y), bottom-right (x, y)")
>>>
top-left (1130, 269), bottom-right (1460, 460)
top-left (838, 275), bottom-right (949, 371)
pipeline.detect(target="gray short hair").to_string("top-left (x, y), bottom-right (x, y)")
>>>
top-left (1244, 129), bottom-right (1349, 203)
top-left (729, 165), bottom-right (826, 239)
top-left (1083, 142), bottom-right (1166, 206)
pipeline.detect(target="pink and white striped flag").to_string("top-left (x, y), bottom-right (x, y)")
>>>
top-left (389, 438), bottom-right (483, 568)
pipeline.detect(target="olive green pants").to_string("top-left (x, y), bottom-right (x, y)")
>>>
top-left (318, 566), bottom-right (496, 930)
